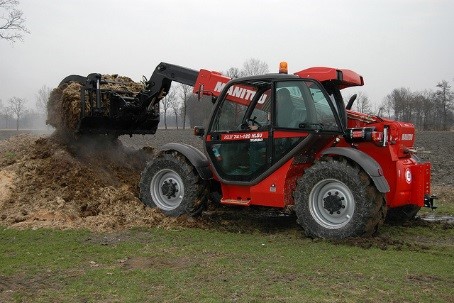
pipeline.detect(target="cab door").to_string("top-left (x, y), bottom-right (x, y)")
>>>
top-left (205, 82), bottom-right (272, 183)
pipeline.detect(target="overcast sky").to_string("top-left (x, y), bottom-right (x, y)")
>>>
top-left (1, 0), bottom-right (453, 111)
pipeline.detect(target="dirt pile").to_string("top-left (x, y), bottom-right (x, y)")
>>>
top-left (47, 75), bottom-right (144, 132)
top-left (0, 134), bottom-right (199, 231)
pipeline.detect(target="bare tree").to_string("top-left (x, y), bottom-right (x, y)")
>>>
top-left (160, 95), bottom-right (169, 130)
top-left (0, 0), bottom-right (30, 43)
top-left (385, 88), bottom-right (413, 122)
top-left (420, 90), bottom-right (436, 130)
top-left (408, 90), bottom-right (436, 130)
top-left (436, 80), bottom-right (453, 131)
top-left (377, 97), bottom-right (393, 118)
top-left (35, 85), bottom-right (51, 114)
top-left (1, 106), bottom-right (12, 128)
top-left (178, 84), bottom-right (192, 129)
top-left (241, 58), bottom-right (269, 76)
top-left (186, 94), bottom-right (213, 128)
top-left (0, 99), bottom-right (13, 128)
top-left (8, 97), bottom-right (27, 130)
top-left (225, 67), bottom-right (241, 79)
top-left (356, 92), bottom-right (371, 114)
top-left (167, 90), bottom-right (180, 129)
top-left (160, 88), bottom-right (177, 129)
top-left (0, 99), bottom-right (5, 127)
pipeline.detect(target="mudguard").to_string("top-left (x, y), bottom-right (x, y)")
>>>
top-left (321, 147), bottom-right (390, 193)
top-left (160, 143), bottom-right (212, 180)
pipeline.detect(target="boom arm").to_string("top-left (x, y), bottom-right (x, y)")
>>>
top-left (140, 62), bottom-right (200, 109)
top-left (141, 62), bottom-right (232, 109)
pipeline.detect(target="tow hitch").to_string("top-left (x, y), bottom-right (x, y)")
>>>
top-left (424, 194), bottom-right (438, 210)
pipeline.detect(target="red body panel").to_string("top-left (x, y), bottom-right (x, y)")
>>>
top-left (338, 111), bottom-right (431, 208)
top-left (219, 159), bottom-right (307, 207)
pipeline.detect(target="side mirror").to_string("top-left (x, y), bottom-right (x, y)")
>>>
top-left (193, 126), bottom-right (205, 137)
top-left (346, 94), bottom-right (357, 110)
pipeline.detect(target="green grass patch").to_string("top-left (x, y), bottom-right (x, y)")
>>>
top-left (0, 225), bottom-right (453, 303)
top-left (426, 185), bottom-right (454, 215)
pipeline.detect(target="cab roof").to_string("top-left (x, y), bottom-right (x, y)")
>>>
top-left (230, 67), bottom-right (364, 90)
top-left (294, 67), bottom-right (364, 89)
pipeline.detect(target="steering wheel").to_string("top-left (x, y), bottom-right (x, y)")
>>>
top-left (246, 117), bottom-right (262, 128)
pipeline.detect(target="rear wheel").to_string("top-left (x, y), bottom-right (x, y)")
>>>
top-left (294, 159), bottom-right (386, 239)
top-left (386, 205), bottom-right (421, 223)
top-left (139, 151), bottom-right (207, 217)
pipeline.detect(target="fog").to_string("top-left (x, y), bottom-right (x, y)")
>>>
top-left (1, 0), bottom-right (453, 115)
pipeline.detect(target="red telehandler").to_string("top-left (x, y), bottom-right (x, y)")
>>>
top-left (55, 62), bottom-right (437, 238)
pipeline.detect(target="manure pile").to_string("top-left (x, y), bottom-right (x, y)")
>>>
top-left (0, 134), bottom-right (201, 231)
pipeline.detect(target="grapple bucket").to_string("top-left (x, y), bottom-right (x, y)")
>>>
top-left (50, 73), bottom-right (161, 137)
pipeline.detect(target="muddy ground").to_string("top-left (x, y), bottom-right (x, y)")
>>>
top-left (0, 130), bottom-right (452, 235)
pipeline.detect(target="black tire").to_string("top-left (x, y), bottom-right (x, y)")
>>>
top-left (139, 151), bottom-right (208, 217)
top-left (294, 159), bottom-right (387, 239)
top-left (386, 205), bottom-right (421, 223)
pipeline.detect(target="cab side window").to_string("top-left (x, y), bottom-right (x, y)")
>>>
top-left (275, 82), bottom-right (308, 129)
top-left (309, 84), bottom-right (340, 131)
top-left (212, 101), bottom-right (248, 132)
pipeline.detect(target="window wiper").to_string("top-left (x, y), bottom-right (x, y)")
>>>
top-left (298, 123), bottom-right (324, 130)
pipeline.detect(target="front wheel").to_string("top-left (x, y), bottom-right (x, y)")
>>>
top-left (139, 151), bottom-right (207, 217)
top-left (294, 159), bottom-right (386, 239)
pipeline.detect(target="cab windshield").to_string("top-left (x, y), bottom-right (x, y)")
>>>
top-left (211, 79), bottom-right (340, 132)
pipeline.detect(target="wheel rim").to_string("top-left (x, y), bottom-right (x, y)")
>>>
top-left (150, 169), bottom-right (185, 211)
top-left (309, 179), bottom-right (355, 229)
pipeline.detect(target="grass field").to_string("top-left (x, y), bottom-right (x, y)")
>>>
top-left (1, 220), bottom-right (453, 303)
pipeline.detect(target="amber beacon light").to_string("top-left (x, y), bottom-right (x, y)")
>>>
top-left (279, 61), bottom-right (288, 74)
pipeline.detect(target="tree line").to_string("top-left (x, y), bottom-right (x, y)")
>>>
top-left (348, 80), bottom-right (453, 131)
top-left (0, 86), bottom-right (49, 130)
top-left (1, 59), bottom-right (452, 132)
